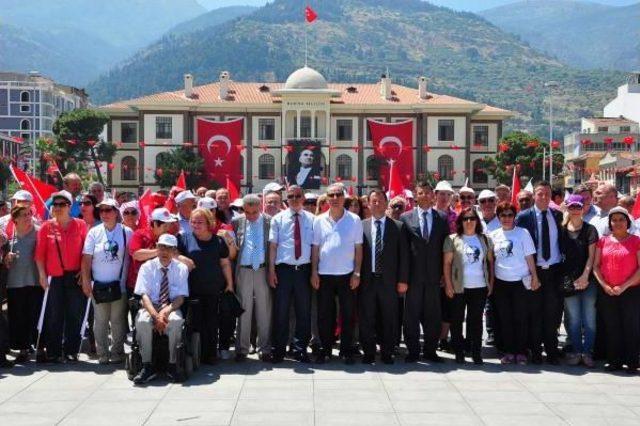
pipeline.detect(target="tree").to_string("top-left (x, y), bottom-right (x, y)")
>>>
top-left (48, 109), bottom-right (115, 184)
top-left (482, 131), bottom-right (564, 185)
top-left (154, 147), bottom-right (204, 189)
top-left (0, 156), bottom-right (12, 192)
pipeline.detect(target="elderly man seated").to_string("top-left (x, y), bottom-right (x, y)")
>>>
top-left (133, 233), bottom-right (189, 384)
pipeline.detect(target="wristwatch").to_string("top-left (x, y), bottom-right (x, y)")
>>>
top-left (353, 272), bottom-right (361, 277)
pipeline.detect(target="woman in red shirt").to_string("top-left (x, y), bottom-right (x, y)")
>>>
top-left (593, 207), bottom-right (640, 373)
top-left (35, 190), bottom-right (88, 363)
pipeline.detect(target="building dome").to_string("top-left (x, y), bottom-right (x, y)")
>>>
top-left (284, 66), bottom-right (328, 90)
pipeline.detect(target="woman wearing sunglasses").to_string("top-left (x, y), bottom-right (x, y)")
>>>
top-left (80, 193), bottom-right (101, 229)
top-left (443, 207), bottom-right (494, 365)
top-left (120, 201), bottom-right (140, 231)
top-left (489, 201), bottom-right (539, 365)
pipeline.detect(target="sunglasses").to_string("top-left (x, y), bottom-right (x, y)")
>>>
top-left (52, 202), bottom-right (70, 208)
top-left (327, 193), bottom-right (343, 199)
top-left (99, 208), bottom-right (116, 214)
top-left (499, 213), bottom-right (515, 218)
top-left (303, 201), bottom-right (317, 206)
top-left (287, 194), bottom-right (303, 200)
top-left (568, 205), bottom-right (583, 210)
top-left (462, 216), bottom-right (477, 222)
top-left (123, 210), bottom-right (138, 216)
top-left (81, 200), bottom-right (93, 206)
top-left (460, 196), bottom-right (474, 201)
top-left (479, 199), bottom-right (496, 204)
top-left (391, 204), bottom-right (405, 210)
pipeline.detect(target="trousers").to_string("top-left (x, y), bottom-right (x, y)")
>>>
top-left (135, 309), bottom-right (184, 364)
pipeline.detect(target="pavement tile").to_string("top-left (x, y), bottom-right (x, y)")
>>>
top-left (392, 399), bottom-right (473, 413)
top-left (316, 411), bottom-right (400, 425)
top-left (231, 410), bottom-right (314, 425)
top-left (60, 400), bottom-right (158, 425)
top-left (314, 379), bottom-right (384, 390)
top-left (550, 402), bottom-right (637, 418)
top-left (386, 389), bottom-right (464, 402)
top-left (0, 400), bottom-right (78, 425)
top-left (314, 396), bottom-right (394, 412)
top-left (467, 401), bottom-right (554, 415)
top-left (459, 390), bottom-right (538, 403)
top-left (449, 379), bottom-right (525, 391)
top-left (235, 398), bottom-right (314, 411)
top-left (480, 414), bottom-right (568, 426)
top-left (145, 410), bottom-right (234, 425)
top-left (535, 391), bottom-right (616, 404)
top-left (397, 412), bottom-right (481, 425)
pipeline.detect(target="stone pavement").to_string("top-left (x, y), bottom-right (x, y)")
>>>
top-left (1, 352), bottom-right (640, 426)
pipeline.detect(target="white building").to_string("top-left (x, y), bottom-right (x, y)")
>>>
top-left (604, 72), bottom-right (640, 124)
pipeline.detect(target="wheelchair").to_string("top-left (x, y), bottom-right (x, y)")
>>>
top-left (125, 297), bottom-right (201, 382)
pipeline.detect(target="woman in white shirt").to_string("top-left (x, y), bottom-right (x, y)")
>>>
top-left (489, 202), bottom-right (539, 365)
top-left (81, 199), bottom-right (133, 364)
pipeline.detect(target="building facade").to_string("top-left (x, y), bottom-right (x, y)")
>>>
top-left (604, 72), bottom-right (640, 124)
top-left (0, 72), bottom-right (88, 169)
top-left (98, 67), bottom-right (512, 194)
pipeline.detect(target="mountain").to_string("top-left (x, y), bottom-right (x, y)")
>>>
top-left (197, 0), bottom-right (267, 9)
top-left (431, 0), bottom-right (636, 11)
top-left (0, 0), bottom-right (206, 85)
top-left (169, 5), bottom-right (259, 36)
top-left (87, 0), bottom-right (626, 137)
top-left (480, 0), bottom-right (640, 71)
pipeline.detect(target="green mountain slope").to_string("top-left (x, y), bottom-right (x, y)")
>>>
top-left (169, 5), bottom-right (259, 36)
top-left (87, 0), bottom-right (626, 137)
top-left (480, 0), bottom-right (640, 71)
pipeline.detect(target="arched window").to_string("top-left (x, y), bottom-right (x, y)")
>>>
top-left (121, 156), bottom-right (137, 181)
top-left (20, 119), bottom-right (30, 130)
top-left (438, 155), bottom-right (454, 180)
top-left (472, 159), bottom-right (488, 184)
top-left (258, 154), bottom-right (275, 180)
top-left (20, 91), bottom-right (30, 102)
top-left (336, 154), bottom-right (352, 180)
top-left (366, 155), bottom-right (379, 181)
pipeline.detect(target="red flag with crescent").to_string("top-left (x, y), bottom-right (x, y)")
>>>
top-left (197, 118), bottom-right (243, 188)
top-left (368, 119), bottom-right (414, 193)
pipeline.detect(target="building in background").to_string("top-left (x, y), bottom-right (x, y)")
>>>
top-left (0, 71), bottom-right (89, 170)
top-left (604, 72), bottom-right (640, 124)
top-left (98, 67), bottom-right (512, 194)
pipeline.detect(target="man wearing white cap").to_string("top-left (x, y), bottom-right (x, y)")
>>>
top-left (303, 193), bottom-right (318, 214)
top-left (458, 186), bottom-right (476, 211)
top-left (175, 190), bottom-right (197, 234)
top-left (478, 190), bottom-right (500, 233)
top-left (133, 233), bottom-right (189, 384)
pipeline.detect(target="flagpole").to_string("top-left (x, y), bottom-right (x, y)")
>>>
top-left (304, 10), bottom-right (308, 66)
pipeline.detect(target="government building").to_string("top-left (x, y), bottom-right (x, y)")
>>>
top-left (98, 67), bottom-right (512, 194)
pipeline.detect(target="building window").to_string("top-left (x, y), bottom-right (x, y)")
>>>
top-left (336, 154), bottom-right (352, 180)
top-left (121, 156), bottom-right (137, 181)
top-left (258, 154), bottom-right (275, 180)
top-left (597, 126), bottom-right (608, 132)
top-left (20, 91), bottom-right (30, 102)
top-left (438, 155), bottom-right (454, 180)
top-left (473, 125), bottom-right (489, 147)
top-left (472, 159), bottom-right (488, 184)
top-left (300, 116), bottom-right (312, 138)
top-left (258, 118), bottom-right (275, 140)
top-left (438, 119), bottom-right (455, 141)
top-left (20, 119), bottom-right (30, 130)
top-left (336, 119), bottom-right (353, 141)
top-left (366, 155), bottom-right (379, 181)
top-left (121, 123), bottom-right (137, 144)
top-left (155, 116), bottom-right (172, 139)
top-left (620, 126), bottom-right (631, 133)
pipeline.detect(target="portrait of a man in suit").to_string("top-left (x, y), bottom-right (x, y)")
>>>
top-left (286, 141), bottom-right (322, 189)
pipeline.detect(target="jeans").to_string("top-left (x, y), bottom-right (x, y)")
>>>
top-left (563, 282), bottom-right (596, 354)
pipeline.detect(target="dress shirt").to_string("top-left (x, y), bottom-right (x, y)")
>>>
top-left (370, 216), bottom-right (386, 272)
top-left (134, 257), bottom-right (189, 305)
top-left (178, 213), bottom-right (192, 234)
top-left (583, 205), bottom-right (599, 225)
top-left (417, 206), bottom-right (433, 240)
top-left (269, 208), bottom-right (314, 265)
top-left (240, 215), bottom-right (265, 267)
top-left (534, 205), bottom-right (561, 266)
top-left (313, 210), bottom-right (363, 275)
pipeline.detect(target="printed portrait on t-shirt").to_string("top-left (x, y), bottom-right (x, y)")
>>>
top-left (496, 239), bottom-right (514, 258)
top-left (464, 243), bottom-right (481, 263)
top-left (103, 240), bottom-right (120, 262)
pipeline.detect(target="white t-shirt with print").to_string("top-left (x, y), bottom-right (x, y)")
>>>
top-left (489, 226), bottom-right (536, 283)
top-left (83, 223), bottom-right (133, 291)
top-left (461, 235), bottom-right (486, 288)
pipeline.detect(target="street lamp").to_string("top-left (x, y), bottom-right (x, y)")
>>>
top-left (545, 81), bottom-right (559, 182)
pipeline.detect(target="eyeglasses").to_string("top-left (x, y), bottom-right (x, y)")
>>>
top-left (327, 193), bottom-right (344, 199)
top-left (391, 204), bottom-right (405, 210)
top-left (479, 198), bottom-right (496, 204)
top-left (99, 208), bottom-right (115, 214)
top-left (462, 216), bottom-right (477, 222)
top-left (123, 210), bottom-right (138, 216)
top-left (287, 194), bottom-right (303, 200)
top-left (303, 201), bottom-right (317, 206)
top-left (81, 200), bottom-right (93, 206)
top-left (499, 213), bottom-right (515, 218)
top-left (460, 196), bottom-right (474, 201)
top-left (52, 202), bottom-right (70, 208)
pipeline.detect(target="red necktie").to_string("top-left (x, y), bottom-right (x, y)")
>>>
top-left (294, 213), bottom-right (301, 260)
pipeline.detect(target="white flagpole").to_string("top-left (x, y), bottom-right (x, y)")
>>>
top-left (35, 281), bottom-right (50, 353)
top-left (79, 298), bottom-right (92, 343)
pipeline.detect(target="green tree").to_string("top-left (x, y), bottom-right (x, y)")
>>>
top-left (50, 109), bottom-right (115, 184)
top-left (154, 147), bottom-right (204, 189)
top-left (0, 156), bottom-right (12, 192)
top-left (482, 131), bottom-right (564, 185)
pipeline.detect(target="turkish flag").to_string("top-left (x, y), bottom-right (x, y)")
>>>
top-left (137, 189), bottom-right (153, 229)
top-left (164, 171), bottom-right (187, 213)
top-left (9, 165), bottom-right (57, 220)
top-left (510, 167), bottom-right (521, 211)
top-left (197, 118), bottom-right (243, 190)
top-left (387, 160), bottom-right (405, 199)
top-left (305, 5), bottom-right (317, 22)
top-left (368, 119), bottom-right (414, 194)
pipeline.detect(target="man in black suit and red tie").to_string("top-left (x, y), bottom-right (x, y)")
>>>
top-left (400, 180), bottom-right (449, 363)
top-left (359, 189), bottom-right (409, 364)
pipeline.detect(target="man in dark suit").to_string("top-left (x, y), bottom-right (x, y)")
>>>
top-left (360, 189), bottom-right (409, 364)
top-left (515, 181), bottom-right (565, 364)
top-left (400, 180), bottom-right (449, 363)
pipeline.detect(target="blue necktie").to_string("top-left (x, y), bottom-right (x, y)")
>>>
top-left (422, 211), bottom-right (430, 241)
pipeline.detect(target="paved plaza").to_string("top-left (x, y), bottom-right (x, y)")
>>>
top-left (2, 350), bottom-right (640, 426)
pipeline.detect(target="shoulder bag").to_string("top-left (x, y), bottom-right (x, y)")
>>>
top-left (92, 228), bottom-right (127, 304)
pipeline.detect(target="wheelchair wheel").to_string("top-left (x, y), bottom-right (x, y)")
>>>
top-left (190, 332), bottom-right (201, 370)
top-left (126, 349), bottom-right (142, 381)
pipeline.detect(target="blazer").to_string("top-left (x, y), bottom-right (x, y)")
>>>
top-left (400, 207), bottom-right (448, 286)
top-left (361, 217), bottom-right (410, 288)
top-left (232, 214), bottom-right (271, 276)
top-left (514, 206), bottom-right (565, 261)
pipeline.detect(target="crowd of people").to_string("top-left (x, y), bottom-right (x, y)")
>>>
top-left (1, 172), bottom-right (640, 385)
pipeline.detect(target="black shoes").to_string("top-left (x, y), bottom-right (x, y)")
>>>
top-left (604, 363), bottom-right (623, 372)
top-left (455, 352), bottom-right (465, 364)
top-left (423, 352), bottom-right (445, 363)
top-left (272, 354), bottom-right (285, 364)
top-left (259, 353), bottom-right (274, 363)
top-left (404, 353), bottom-right (419, 363)
top-left (381, 355), bottom-right (394, 365)
top-left (235, 353), bottom-right (247, 362)
top-left (295, 352), bottom-right (311, 363)
top-left (362, 354), bottom-right (375, 364)
top-left (344, 355), bottom-right (355, 365)
top-left (65, 354), bottom-right (78, 363)
top-left (0, 356), bottom-right (14, 368)
top-left (531, 353), bottom-right (543, 365)
top-left (133, 363), bottom-right (156, 385)
top-left (472, 353), bottom-right (484, 365)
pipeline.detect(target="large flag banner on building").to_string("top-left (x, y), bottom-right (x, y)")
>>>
top-left (368, 119), bottom-right (414, 193)
top-left (286, 139), bottom-right (323, 189)
top-left (197, 117), bottom-right (243, 189)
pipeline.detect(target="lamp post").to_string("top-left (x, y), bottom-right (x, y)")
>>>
top-left (545, 81), bottom-right (559, 183)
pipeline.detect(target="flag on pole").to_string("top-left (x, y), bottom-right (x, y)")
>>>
top-left (305, 5), bottom-right (318, 22)
top-left (227, 176), bottom-right (240, 201)
top-left (510, 167), bottom-right (521, 210)
top-left (164, 171), bottom-right (188, 213)
top-left (632, 191), bottom-right (640, 220)
top-left (9, 165), bottom-right (57, 220)
top-left (387, 160), bottom-right (405, 199)
top-left (176, 170), bottom-right (186, 190)
top-left (137, 189), bottom-right (153, 229)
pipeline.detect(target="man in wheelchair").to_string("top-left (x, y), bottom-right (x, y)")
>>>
top-left (133, 233), bottom-right (189, 384)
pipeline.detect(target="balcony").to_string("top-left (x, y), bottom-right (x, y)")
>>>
top-left (564, 132), bottom-right (640, 159)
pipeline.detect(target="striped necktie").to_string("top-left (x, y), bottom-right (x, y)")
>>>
top-left (159, 267), bottom-right (169, 306)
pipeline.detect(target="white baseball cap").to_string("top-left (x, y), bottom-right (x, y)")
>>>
top-left (304, 193), bottom-right (319, 201)
top-left (459, 186), bottom-right (475, 195)
top-left (434, 181), bottom-right (453, 193)
top-left (157, 233), bottom-right (178, 247)
top-left (175, 190), bottom-right (196, 204)
top-left (197, 197), bottom-right (217, 210)
top-left (231, 198), bottom-right (244, 208)
top-left (478, 189), bottom-right (497, 201)
top-left (263, 182), bottom-right (284, 193)
top-left (11, 190), bottom-right (33, 202)
top-left (96, 198), bottom-right (119, 209)
top-left (51, 190), bottom-right (73, 204)
top-left (151, 207), bottom-right (178, 223)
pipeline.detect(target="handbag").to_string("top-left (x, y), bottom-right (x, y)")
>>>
top-left (220, 291), bottom-right (244, 318)
top-left (92, 227), bottom-right (127, 304)
top-left (561, 273), bottom-right (578, 297)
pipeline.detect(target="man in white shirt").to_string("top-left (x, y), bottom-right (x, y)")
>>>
top-left (269, 185), bottom-right (314, 363)
top-left (175, 190), bottom-right (197, 234)
top-left (311, 183), bottom-right (363, 364)
top-left (478, 190), bottom-right (501, 234)
top-left (133, 234), bottom-right (189, 384)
